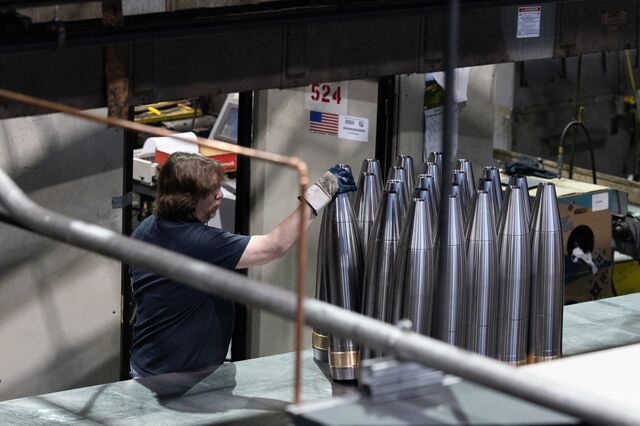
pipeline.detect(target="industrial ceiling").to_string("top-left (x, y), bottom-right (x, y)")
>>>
top-left (0, 0), bottom-right (636, 117)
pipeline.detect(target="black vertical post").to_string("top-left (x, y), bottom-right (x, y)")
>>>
top-left (232, 91), bottom-right (253, 362)
top-left (437, 0), bottom-right (459, 275)
top-left (376, 76), bottom-right (396, 179)
top-left (120, 106), bottom-right (135, 380)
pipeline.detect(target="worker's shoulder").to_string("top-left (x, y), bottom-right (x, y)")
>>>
top-left (131, 215), bottom-right (158, 239)
top-left (132, 215), bottom-right (200, 240)
top-left (197, 224), bottom-right (235, 241)
top-left (196, 225), bottom-right (248, 248)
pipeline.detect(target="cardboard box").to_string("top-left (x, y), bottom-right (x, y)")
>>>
top-left (539, 179), bottom-right (614, 303)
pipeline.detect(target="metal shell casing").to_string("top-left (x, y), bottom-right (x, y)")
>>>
top-left (413, 186), bottom-right (438, 244)
top-left (497, 181), bottom-right (531, 246)
top-left (357, 158), bottom-right (383, 200)
top-left (452, 170), bottom-right (471, 225)
top-left (312, 206), bottom-right (330, 362)
top-left (416, 173), bottom-right (437, 202)
top-left (323, 192), bottom-right (364, 380)
top-left (417, 173), bottom-right (439, 217)
top-left (465, 191), bottom-right (499, 357)
top-left (428, 151), bottom-right (444, 170)
top-left (388, 198), bottom-right (435, 336)
top-left (354, 172), bottom-right (381, 256)
top-left (483, 166), bottom-right (503, 212)
top-left (396, 154), bottom-right (416, 193)
top-left (387, 166), bottom-right (410, 214)
top-left (496, 185), bottom-right (531, 366)
top-left (423, 161), bottom-right (442, 209)
top-left (528, 182), bottom-right (564, 364)
top-left (478, 177), bottom-right (500, 220)
top-left (432, 195), bottom-right (467, 347)
top-left (449, 183), bottom-right (468, 229)
top-left (509, 174), bottom-right (531, 226)
top-left (361, 188), bottom-right (402, 358)
top-left (456, 159), bottom-right (476, 201)
top-left (496, 185), bottom-right (512, 236)
top-left (385, 179), bottom-right (407, 222)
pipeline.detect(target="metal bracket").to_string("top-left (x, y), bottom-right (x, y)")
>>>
top-left (359, 356), bottom-right (445, 401)
top-left (112, 192), bottom-right (133, 209)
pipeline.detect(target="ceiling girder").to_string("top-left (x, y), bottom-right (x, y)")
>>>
top-left (0, 0), bottom-right (636, 118)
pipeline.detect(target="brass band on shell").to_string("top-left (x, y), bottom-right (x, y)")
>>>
top-left (527, 353), bottom-right (561, 364)
top-left (503, 359), bottom-right (528, 367)
top-left (312, 331), bottom-right (328, 351)
top-left (328, 351), bottom-right (360, 369)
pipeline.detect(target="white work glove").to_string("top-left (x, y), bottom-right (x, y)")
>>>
top-left (303, 171), bottom-right (338, 215)
top-left (303, 166), bottom-right (357, 215)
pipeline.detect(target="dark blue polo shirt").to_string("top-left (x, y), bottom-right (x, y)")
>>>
top-left (130, 215), bottom-right (250, 376)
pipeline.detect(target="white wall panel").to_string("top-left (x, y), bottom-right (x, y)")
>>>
top-left (397, 74), bottom-right (427, 162)
top-left (0, 109), bottom-right (122, 401)
top-left (397, 68), bottom-right (501, 175)
top-left (458, 65), bottom-right (500, 169)
top-left (249, 81), bottom-right (378, 357)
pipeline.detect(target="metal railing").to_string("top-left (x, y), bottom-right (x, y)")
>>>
top-left (0, 102), bottom-right (638, 426)
top-left (0, 88), bottom-right (310, 405)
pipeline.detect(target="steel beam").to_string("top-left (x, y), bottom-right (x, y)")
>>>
top-left (0, 1), bottom-right (636, 118)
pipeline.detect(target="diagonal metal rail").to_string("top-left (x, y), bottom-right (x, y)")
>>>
top-left (0, 87), bottom-right (310, 405)
top-left (0, 155), bottom-right (638, 425)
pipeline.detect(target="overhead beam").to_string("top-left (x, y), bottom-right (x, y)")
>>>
top-left (0, 0), bottom-right (635, 118)
top-left (0, 0), bottom-right (570, 12)
top-left (0, 0), bottom-right (97, 7)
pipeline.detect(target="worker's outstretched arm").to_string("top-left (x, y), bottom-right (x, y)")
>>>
top-left (236, 167), bottom-right (355, 269)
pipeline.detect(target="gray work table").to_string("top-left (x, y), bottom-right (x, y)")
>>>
top-left (1, 292), bottom-right (640, 425)
top-left (0, 351), bottom-right (351, 425)
top-left (563, 292), bottom-right (640, 356)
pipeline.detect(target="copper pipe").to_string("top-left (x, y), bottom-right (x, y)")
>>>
top-left (295, 182), bottom-right (308, 404)
top-left (0, 88), bottom-right (309, 404)
top-left (0, 89), bottom-right (305, 171)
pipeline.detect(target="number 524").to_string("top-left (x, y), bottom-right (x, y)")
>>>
top-left (310, 83), bottom-right (342, 104)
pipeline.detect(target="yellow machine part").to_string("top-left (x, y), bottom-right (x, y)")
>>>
top-left (613, 260), bottom-right (640, 296)
top-left (134, 100), bottom-right (203, 124)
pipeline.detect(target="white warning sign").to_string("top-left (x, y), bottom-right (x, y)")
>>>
top-left (517, 6), bottom-right (542, 39)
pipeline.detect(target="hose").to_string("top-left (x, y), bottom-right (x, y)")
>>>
top-left (557, 55), bottom-right (597, 184)
top-left (559, 120), bottom-right (597, 184)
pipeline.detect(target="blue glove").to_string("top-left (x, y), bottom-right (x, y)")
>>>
top-left (329, 166), bottom-right (357, 194)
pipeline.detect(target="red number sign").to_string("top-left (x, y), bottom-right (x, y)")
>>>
top-left (310, 83), bottom-right (342, 104)
top-left (305, 82), bottom-right (348, 114)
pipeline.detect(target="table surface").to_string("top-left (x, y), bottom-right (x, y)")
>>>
top-left (1, 292), bottom-right (639, 425)
top-left (563, 292), bottom-right (640, 356)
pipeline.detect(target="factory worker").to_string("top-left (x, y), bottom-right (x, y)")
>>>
top-left (129, 152), bottom-right (355, 379)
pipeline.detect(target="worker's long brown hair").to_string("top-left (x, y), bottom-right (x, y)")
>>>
top-left (154, 152), bottom-right (225, 221)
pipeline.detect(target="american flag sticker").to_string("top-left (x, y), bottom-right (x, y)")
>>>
top-left (309, 111), bottom-right (339, 136)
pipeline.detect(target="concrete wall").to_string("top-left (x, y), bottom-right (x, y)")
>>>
top-left (512, 52), bottom-right (630, 177)
top-left (397, 66), bottom-right (507, 176)
top-left (0, 109), bottom-right (122, 401)
top-left (396, 74), bottom-right (426, 162)
top-left (458, 65), bottom-right (504, 169)
top-left (249, 81), bottom-right (377, 357)
top-left (493, 63), bottom-right (515, 153)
